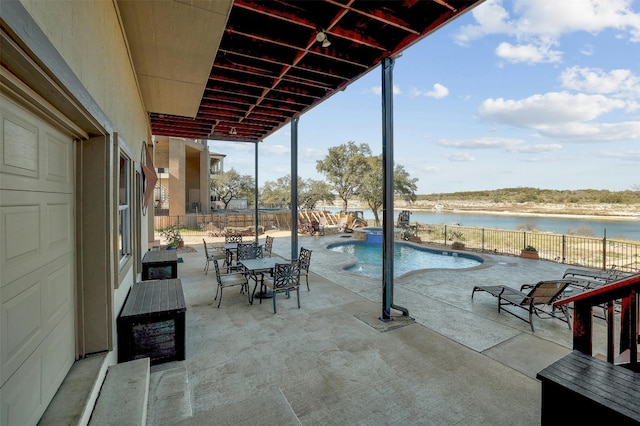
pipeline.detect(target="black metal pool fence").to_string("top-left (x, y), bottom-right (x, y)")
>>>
top-left (154, 212), bottom-right (639, 273)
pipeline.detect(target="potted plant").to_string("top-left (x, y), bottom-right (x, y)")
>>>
top-left (451, 241), bottom-right (465, 250)
top-left (160, 224), bottom-right (184, 250)
top-left (449, 230), bottom-right (465, 250)
top-left (400, 227), bottom-right (420, 243)
top-left (520, 245), bottom-right (539, 259)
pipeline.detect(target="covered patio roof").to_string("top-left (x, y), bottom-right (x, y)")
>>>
top-left (118, 0), bottom-right (486, 143)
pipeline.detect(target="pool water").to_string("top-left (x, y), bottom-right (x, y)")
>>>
top-left (327, 241), bottom-right (482, 278)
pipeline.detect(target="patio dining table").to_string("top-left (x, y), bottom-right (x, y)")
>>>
top-left (240, 257), bottom-right (281, 303)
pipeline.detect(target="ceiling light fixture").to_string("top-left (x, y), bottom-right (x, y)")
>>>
top-left (316, 29), bottom-right (331, 48)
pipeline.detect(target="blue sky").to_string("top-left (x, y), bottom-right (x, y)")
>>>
top-left (209, 0), bottom-right (640, 195)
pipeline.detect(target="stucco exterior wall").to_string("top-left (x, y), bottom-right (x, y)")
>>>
top-left (19, 0), bottom-right (150, 153)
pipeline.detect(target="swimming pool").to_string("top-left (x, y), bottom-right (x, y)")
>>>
top-left (327, 241), bottom-right (483, 278)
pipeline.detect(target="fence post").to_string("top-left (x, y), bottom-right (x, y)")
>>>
top-left (481, 228), bottom-right (485, 251)
top-left (562, 235), bottom-right (566, 264)
top-left (523, 231), bottom-right (527, 251)
top-left (444, 225), bottom-right (448, 245)
top-left (603, 228), bottom-right (607, 270)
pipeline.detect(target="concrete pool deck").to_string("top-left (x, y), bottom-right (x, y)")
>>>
top-left (142, 231), bottom-right (610, 425)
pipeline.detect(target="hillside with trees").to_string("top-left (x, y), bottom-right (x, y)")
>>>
top-left (416, 188), bottom-right (640, 205)
top-left (386, 187), bottom-right (640, 217)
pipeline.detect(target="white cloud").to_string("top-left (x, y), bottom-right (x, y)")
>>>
top-left (456, 0), bottom-right (640, 63)
top-left (260, 144), bottom-right (289, 155)
top-left (560, 66), bottom-right (640, 98)
top-left (580, 44), bottom-right (594, 56)
top-left (362, 84), bottom-right (401, 95)
top-left (479, 90), bottom-right (640, 141)
top-left (509, 143), bottom-right (562, 153)
top-left (436, 137), bottom-right (523, 150)
top-left (409, 83), bottom-right (449, 99)
top-left (444, 152), bottom-right (475, 162)
top-left (600, 149), bottom-right (640, 161)
top-left (437, 137), bottom-right (561, 153)
top-left (495, 41), bottom-right (562, 63)
top-left (454, 0), bottom-right (514, 45)
top-left (479, 91), bottom-right (628, 127)
top-left (302, 147), bottom-right (325, 158)
top-left (209, 141), bottom-right (253, 152)
top-left (538, 121), bottom-right (640, 141)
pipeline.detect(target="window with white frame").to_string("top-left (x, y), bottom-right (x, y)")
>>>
top-left (118, 153), bottom-right (131, 263)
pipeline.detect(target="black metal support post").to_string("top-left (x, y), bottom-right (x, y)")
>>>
top-left (291, 117), bottom-right (299, 260)
top-left (254, 142), bottom-right (259, 244)
top-left (381, 56), bottom-right (409, 321)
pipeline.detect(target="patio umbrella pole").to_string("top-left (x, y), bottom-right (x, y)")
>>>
top-left (381, 56), bottom-right (409, 321)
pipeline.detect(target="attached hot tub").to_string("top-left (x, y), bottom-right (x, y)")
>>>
top-left (353, 227), bottom-right (401, 242)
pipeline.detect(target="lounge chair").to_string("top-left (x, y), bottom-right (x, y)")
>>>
top-left (562, 268), bottom-right (634, 318)
top-left (563, 267), bottom-right (631, 284)
top-left (471, 280), bottom-right (573, 331)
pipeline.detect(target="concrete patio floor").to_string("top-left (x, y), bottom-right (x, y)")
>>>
top-left (146, 231), bottom-right (604, 425)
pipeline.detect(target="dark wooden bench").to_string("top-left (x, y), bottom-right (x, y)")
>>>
top-left (537, 350), bottom-right (640, 425)
top-left (117, 279), bottom-right (186, 365)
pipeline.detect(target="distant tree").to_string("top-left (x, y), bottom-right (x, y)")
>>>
top-left (419, 188), bottom-right (640, 204)
top-left (260, 175), bottom-right (291, 208)
top-left (394, 164), bottom-right (418, 204)
top-left (299, 179), bottom-right (334, 210)
top-left (358, 155), bottom-right (418, 225)
top-left (210, 168), bottom-right (254, 209)
top-left (260, 175), bottom-right (334, 210)
top-left (316, 141), bottom-right (372, 212)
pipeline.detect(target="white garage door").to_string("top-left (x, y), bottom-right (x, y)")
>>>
top-left (0, 94), bottom-right (76, 426)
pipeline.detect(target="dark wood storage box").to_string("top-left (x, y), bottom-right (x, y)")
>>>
top-left (537, 350), bottom-right (640, 425)
top-left (117, 279), bottom-right (186, 365)
top-left (142, 250), bottom-right (178, 280)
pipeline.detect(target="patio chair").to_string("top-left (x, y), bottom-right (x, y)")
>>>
top-left (299, 247), bottom-right (312, 291)
top-left (223, 234), bottom-right (243, 271)
top-left (471, 280), bottom-right (573, 332)
top-left (264, 235), bottom-right (274, 257)
top-left (203, 239), bottom-right (225, 274)
top-left (213, 259), bottom-right (249, 308)
top-left (258, 261), bottom-right (301, 314)
top-left (225, 234), bottom-right (243, 244)
top-left (237, 242), bottom-right (263, 261)
top-left (236, 242), bottom-right (264, 284)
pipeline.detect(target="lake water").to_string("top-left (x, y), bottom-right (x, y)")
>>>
top-left (322, 207), bottom-right (639, 241)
